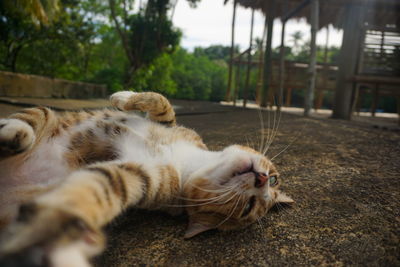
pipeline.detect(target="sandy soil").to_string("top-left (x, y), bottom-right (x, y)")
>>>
top-left (97, 107), bottom-right (400, 266)
top-left (1, 98), bottom-right (398, 266)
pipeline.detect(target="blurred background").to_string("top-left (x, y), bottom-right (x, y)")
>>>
top-left (1, 1), bottom-right (400, 266)
top-left (0, 0), bottom-right (399, 120)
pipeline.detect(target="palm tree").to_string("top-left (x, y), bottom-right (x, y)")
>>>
top-left (290, 30), bottom-right (304, 54)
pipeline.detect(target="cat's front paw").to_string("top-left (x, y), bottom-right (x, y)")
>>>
top-left (0, 204), bottom-right (104, 267)
top-left (110, 91), bottom-right (137, 110)
top-left (0, 119), bottom-right (35, 157)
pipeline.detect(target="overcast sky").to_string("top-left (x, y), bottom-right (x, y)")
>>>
top-left (172, 0), bottom-right (343, 51)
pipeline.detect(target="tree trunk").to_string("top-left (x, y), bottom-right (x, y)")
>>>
top-left (243, 9), bottom-right (254, 108)
top-left (260, 0), bottom-right (275, 107)
top-left (225, 0), bottom-right (237, 102)
top-left (332, 3), bottom-right (366, 119)
top-left (304, 0), bottom-right (319, 117)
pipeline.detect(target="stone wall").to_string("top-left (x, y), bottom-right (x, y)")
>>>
top-left (0, 71), bottom-right (107, 99)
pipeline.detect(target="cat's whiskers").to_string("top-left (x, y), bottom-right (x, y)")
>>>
top-left (255, 217), bottom-right (265, 233)
top-left (270, 122), bottom-right (305, 161)
top-left (257, 108), bottom-right (266, 153)
top-left (175, 188), bottom-right (236, 202)
top-left (189, 183), bottom-right (238, 194)
top-left (215, 193), bottom-right (244, 228)
top-left (273, 202), bottom-right (292, 216)
top-left (168, 185), bottom-right (244, 208)
top-left (263, 99), bottom-right (282, 156)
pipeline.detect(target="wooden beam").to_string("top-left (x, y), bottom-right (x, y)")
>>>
top-left (332, 3), bottom-right (366, 119)
top-left (243, 8), bottom-right (255, 108)
top-left (225, 0), bottom-right (237, 102)
top-left (304, 0), bottom-right (319, 117)
top-left (282, 0), bottom-right (311, 22)
top-left (260, 0), bottom-right (275, 107)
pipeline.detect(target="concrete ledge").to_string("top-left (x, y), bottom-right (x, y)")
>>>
top-left (0, 71), bottom-right (107, 99)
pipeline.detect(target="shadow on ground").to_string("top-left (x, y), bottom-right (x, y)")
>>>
top-left (1, 98), bottom-right (399, 266)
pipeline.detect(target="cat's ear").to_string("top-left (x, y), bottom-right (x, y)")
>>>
top-left (184, 221), bottom-right (214, 239)
top-left (276, 191), bottom-right (294, 204)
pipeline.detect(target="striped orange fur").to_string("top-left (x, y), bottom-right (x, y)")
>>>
top-left (0, 91), bottom-right (293, 267)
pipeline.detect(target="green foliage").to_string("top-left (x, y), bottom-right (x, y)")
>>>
top-left (1, 0), bottom-right (60, 26)
top-left (193, 45), bottom-right (234, 61)
top-left (130, 53), bottom-right (177, 96)
top-left (1, 0), bottom-right (394, 113)
top-left (127, 12), bottom-right (181, 71)
top-left (171, 48), bottom-right (227, 101)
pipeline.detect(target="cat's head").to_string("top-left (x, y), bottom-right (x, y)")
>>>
top-left (183, 145), bottom-right (293, 238)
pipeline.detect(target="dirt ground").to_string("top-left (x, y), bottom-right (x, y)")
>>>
top-left (97, 104), bottom-right (399, 266)
top-left (1, 99), bottom-right (399, 266)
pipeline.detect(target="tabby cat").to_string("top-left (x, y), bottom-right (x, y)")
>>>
top-left (0, 91), bottom-right (293, 266)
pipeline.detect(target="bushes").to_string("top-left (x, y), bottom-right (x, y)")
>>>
top-left (171, 48), bottom-right (227, 101)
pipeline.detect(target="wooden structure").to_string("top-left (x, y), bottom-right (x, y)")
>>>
top-left (230, 56), bottom-right (338, 108)
top-left (224, 0), bottom-right (400, 121)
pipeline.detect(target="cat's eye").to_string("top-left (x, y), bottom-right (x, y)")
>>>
top-left (269, 176), bottom-right (278, 187)
top-left (241, 196), bottom-right (256, 217)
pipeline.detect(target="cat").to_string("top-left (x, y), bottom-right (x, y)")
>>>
top-left (0, 91), bottom-right (293, 267)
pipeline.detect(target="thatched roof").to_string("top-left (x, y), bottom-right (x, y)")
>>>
top-left (224, 0), bottom-right (400, 30)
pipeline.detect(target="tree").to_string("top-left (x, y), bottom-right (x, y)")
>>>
top-left (107, 0), bottom-right (202, 88)
top-left (1, 0), bottom-right (60, 26)
top-left (0, 0), bottom-right (98, 78)
top-left (193, 45), bottom-right (233, 61)
top-left (289, 30), bottom-right (304, 54)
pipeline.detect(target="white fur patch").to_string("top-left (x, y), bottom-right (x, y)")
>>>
top-left (110, 91), bottom-right (137, 110)
top-left (50, 241), bottom-right (94, 267)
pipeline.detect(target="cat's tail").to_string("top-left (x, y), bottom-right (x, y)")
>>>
top-left (110, 91), bottom-right (176, 127)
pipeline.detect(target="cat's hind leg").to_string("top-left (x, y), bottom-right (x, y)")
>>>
top-left (0, 107), bottom-right (57, 159)
top-left (110, 91), bottom-right (176, 126)
top-left (0, 119), bottom-right (35, 158)
top-left (0, 203), bottom-right (105, 267)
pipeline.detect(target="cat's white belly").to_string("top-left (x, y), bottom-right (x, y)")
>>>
top-left (2, 134), bottom-right (71, 187)
top-left (0, 134), bottom-right (71, 224)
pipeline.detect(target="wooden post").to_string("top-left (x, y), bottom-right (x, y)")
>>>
top-left (304, 0), bottom-right (319, 117)
top-left (255, 22), bottom-right (267, 104)
top-left (371, 84), bottom-right (379, 117)
top-left (316, 26), bottom-right (330, 111)
top-left (332, 3), bottom-right (366, 119)
top-left (233, 55), bottom-right (243, 106)
top-left (351, 24), bottom-right (366, 118)
top-left (278, 20), bottom-right (286, 111)
top-left (225, 0), bottom-right (237, 102)
top-left (278, 0), bottom-right (288, 111)
top-left (260, 0), bottom-right (275, 107)
top-left (243, 9), bottom-right (255, 108)
top-left (356, 88), bottom-right (364, 115)
top-left (397, 96), bottom-right (400, 126)
top-left (285, 88), bottom-right (292, 106)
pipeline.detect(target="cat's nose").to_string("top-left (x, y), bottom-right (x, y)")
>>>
top-left (254, 173), bottom-right (268, 188)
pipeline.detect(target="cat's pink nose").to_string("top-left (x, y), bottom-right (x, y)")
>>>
top-left (255, 173), bottom-right (268, 188)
